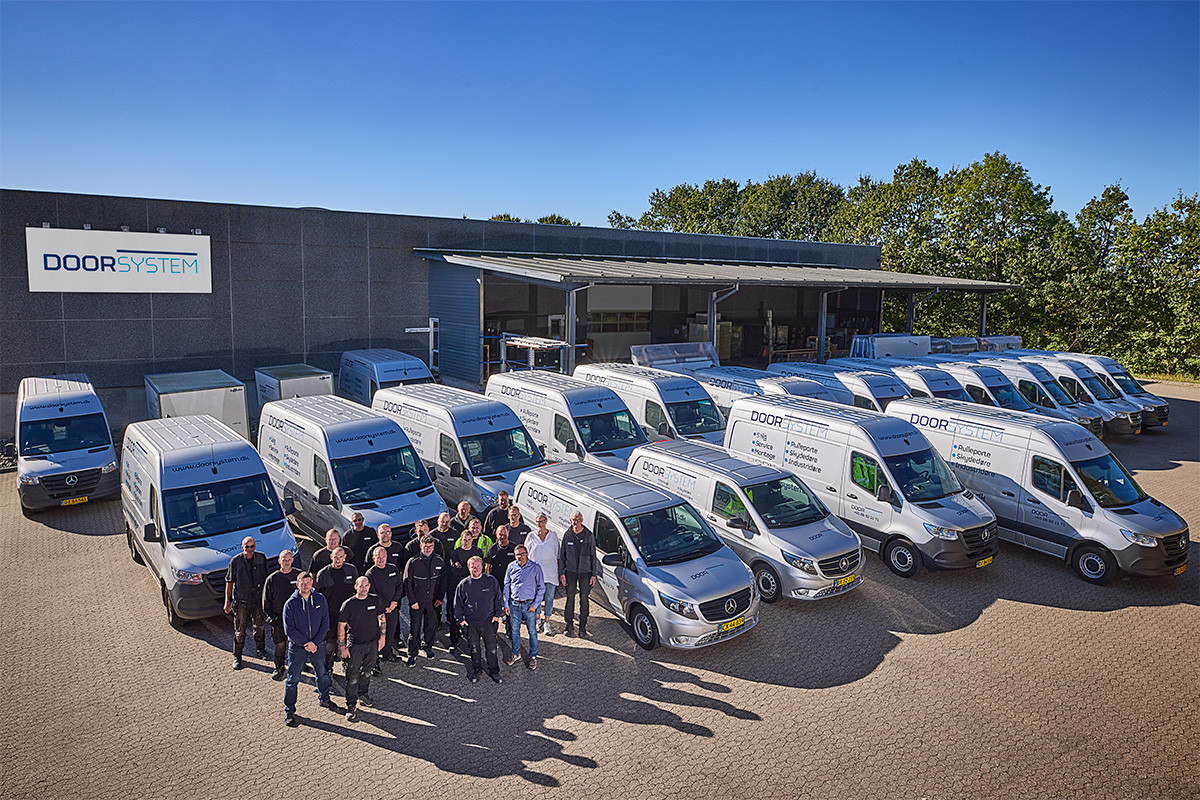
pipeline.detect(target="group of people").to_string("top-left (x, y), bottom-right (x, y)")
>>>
top-left (223, 492), bottom-right (601, 727)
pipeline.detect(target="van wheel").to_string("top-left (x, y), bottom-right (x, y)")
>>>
top-left (127, 524), bottom-right (144, 565)
top-left (161, 583), bottom-right (185, 629)
top-left (884, 538), bottom-right (921, 578)
top-left (630, 606), bottom-right (659, 651)
top-left (753, 563), bottom-right (782, 603)
top-left (1072, 544), bottom-right (1116, 585)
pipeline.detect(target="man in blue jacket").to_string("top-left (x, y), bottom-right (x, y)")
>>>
top-left (282, 571), bottom-right (337, 727)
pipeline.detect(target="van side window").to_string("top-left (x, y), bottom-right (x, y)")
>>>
top-left (850, 452), bottom-right (881, 493)
top-left (1059, 377), bottom-right (1083, 402)
top-left (1018, 380), bottom-right (1049, 408)
top-left (910, 388), bottom-right (930, 398)
top-left (595, 514), bottom-right (620, 555)
top-left (314, 456), bottom-right (332, 492)
top-left (439, 434), bottom-right (459, 467)
top-left (1031, 456), bottom-right (1080, 503)
top-left (645, 401), bottom-right (667, 431)
top-left (713, 483), bottom-right (756, 532)
top-left (853, 395), bottom-right (874, 410)
top-left (966, 385), bottom-right (994, 405)
top-left (554, 415), bottom-right (575, 447)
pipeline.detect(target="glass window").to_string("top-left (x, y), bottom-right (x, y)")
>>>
top-left (910, 388), bottom-right (930, 399)
top-left (18, 413), bottom-right (111, 456)
top-left (620, 503), bottom-right (724, 567)
top-left (1111, 371), bottom-right (1146, 396)
top-left (459, 427), bottom-right (542, 475)
top-left (554, 414), bottom-right (575, 447)
top-left (1019, 380), bottom-right (1052, 408)
top-left (666, 399), bottom-right (725, 435)
top-left (439, 433), bottom-right (459, 467)
top-left (1081, 374), bottom-right (1116, 400)
top-left (314, 456), bottom-right (332, 492)
top-left (575, 409), bottom-right (647, 452)
top-left (712, 482), bottom-right (748, 521)
top-left (853, 395), bottom-right (875, 410)
top-left (1031, 456), bottom-right (1079, 503)
top-left (1072, 453), bottom-right (1147, 508)
top-left (932, 387), bottom-right (972, 401)
top-left (1040, 379), bottom-right (1074, 406)
top-left (162, 474), bottom-right (282, 542)
top-left (645, 401), bottom-right (667, 431)
top-left (966, 385), bottom-right (995, 406)
top-left (331, 446), bottom-right (430, 503)
top-left (991, 381), bottom-right (1033, 411)
top-left (744, 476), bottom-right (827, 528)
top-left (595, 514), bottom-right (620, 554)
top-left (850, 452), bottom-right (881, 493)
top-left (883, 448), bottom-right (962, 502)
top-left (1059, 376), bottom-right (1087, 403)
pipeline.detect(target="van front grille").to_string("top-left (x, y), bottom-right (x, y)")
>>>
top-left (818, 549), bottom-right (861, 576)
top-left (961, 522), bottom-right (999, 553)
top-left (205, 571), bottom-right (227, 596)
top-left (1088, 418), bottom-right (1104, 436)
top-left (40, 468), bottom-right (101, 498)
top-left (1162, 530), bottom-right (1189, 567)
top-left (1156, 406), bottom-right (1169, 423)
top-left (699, 587), bottom-right (752, 622)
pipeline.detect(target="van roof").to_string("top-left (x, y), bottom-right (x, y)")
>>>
top-left (254, 364), bottom-right (331, 381)
top-left (575, 362), bottom-right (706, 392)
top-left (1022, 356), bottom-right (1095, 378)
top-left (266, 394), bottom-right (385, 429)
top-left (145, 370), bottom-right (242, 394)
top-left (125, 415), bottom-right (264, 486)
top-left (489, 370), bottom-right (624, 408)
top-left (888, 397), bottom-right (1102, 453)
top-left (17, 374), bottom-right (104, 419)
top-left (377, 384), bottom-right (519, 424)
top-left (18, 373), bottom-right (93, 398)
top-left (342, 348), bottom-right (427, 366)
top-left (731, 395), bottom-right (922, 447)
top-left (636, 439), bottom-right (786, 484)
top-left (523, 462), bottom-right (684, 516)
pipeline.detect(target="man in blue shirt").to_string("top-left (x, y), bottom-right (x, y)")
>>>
top-left (503, 545), bottom-right (545, 670)
top-left (282, 571), bottom-right (337, 727)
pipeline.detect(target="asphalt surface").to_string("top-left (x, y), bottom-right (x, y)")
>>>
top-left (2, 382), bottom-right (1197, 800)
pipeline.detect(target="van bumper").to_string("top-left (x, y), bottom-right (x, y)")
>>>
top-left (920, 536), bottom-right (1000, 571)
top-left (1114, 541), bottom-right (1188, 578)
top-left (783, 566), bottom-right (864, 600)
top-left (660, 596), bottom-right (761, 648)
top-left (170, 579), bottom-right (226, 620)
top-left (1103, 416), bottom-right (1141, 436)
top-left (18, 469), bottom-right (120, 511)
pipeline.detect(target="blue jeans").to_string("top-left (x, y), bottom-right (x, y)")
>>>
top-left (284, 643), bottom-right (331, 714)
top-left (542, 582), bottom-right (555, 621)
top-left (509, 599), bottom-right (539, 658)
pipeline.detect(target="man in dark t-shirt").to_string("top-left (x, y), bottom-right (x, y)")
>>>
top-left (338, 577), bottom-right (385, 722)
top-left (315, 548), bottom-right (358, 673)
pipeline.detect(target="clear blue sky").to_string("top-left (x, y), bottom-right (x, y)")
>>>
top-left (2, 1), bottom-right (1196, 227)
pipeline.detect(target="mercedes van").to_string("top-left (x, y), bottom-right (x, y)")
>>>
top-left (514, 462), bottom-right (759, 650)
top-left (257, 395), bottom-right (446, 543)
top-left (971, 358), bottom-right (1104, 436)
top-left (338, 349), bottom-right (434, 405)
top-left (371, 384), bottom-right (544, 514)
top-left (1061, 354), bottom-right (1169, 428)
top-left (723, 395), bottom-right (999, 578)
top-left (12, 374), bottom-right (119, 513)
top-left (690, 366), bottom-right (850, 415)
top-left (1018, 357), bottom-right (1143, 436)
top-left (122, 415), bottom-right (298, 627)
top-left (889, 398), bottom-right (1188, 584)
top-left (573, 362), bottom-right (726, 443)
top-left (827, 359), bottom-right (973, 402)
top-left (485, 370), bottom-right (648, 469)
top-left (767, 362), bottom-right (910, 411)
top-left (628, 439), bottom-right (863, 602)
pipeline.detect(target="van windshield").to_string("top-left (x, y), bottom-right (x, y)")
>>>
top-left (1095, 372), bottom-right (1123, 398)
top-left (1081, 374), bottom-right (1118, 401)
top-left (744, 476), bottom-right (828, 528)
top-left (989, 382), bottom-right (1033, 411)
top-left (460, 427), bottom-right (543, 475)
top-left (621, 503), bottom-right (724, 567)
top-left (332, 446), bottom-right (429, 503)
top-left (577, 409), bottom-right (646, 452)
top-left (1071, 453), bottom-right (1148, 508)
top-left (883, 448), bottom-right (962, 502)
top-left (1110, 371), bottom-right (1147, 396)
top-left (19, 413), bottom-right (111, 456)
top-left (932, 387), bottom-right (972, 402)
top-left (666, 399), bottom-right (724, 435)
top-left (162, 474), bottom-right (282, 542)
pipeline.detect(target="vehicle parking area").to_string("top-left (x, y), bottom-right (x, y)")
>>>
top-left (2, 383), bottom-right (1197, 800)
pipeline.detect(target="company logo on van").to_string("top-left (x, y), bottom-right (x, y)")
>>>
top-left (637, 461), bottom-right (698, 495)
top-left (169, 454), bottom-right (250, 473)
top-left (909, 414), bottom-right (1005, 443)
top-left (527, 487), bottom-right (550, 505)
top-left (26, 398), bottom-right (93, 412)
top-left (500, 386), bottom-right (524, 400)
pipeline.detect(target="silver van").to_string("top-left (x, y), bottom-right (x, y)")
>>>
top-left (971, 358), bottom-right (1105, 436)
top-left (1019, 357), bottom-right (1143, 436)
top-left (629, 439), bottom-right (863, 602)
top-left (1061, 354), bottom-right (1169, 428)
top-left (514, 462), bottom-right (759, 650)
top-left (828, 358), bottom-right (974, 402)
top-left (768, 362), bottom-right (911, 411)
top-left (338, 349), bottom-right (434, 405)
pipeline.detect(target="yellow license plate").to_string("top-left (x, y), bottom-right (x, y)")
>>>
top-left (62, 496), bottom-right (89, 506)
top-left (835, 573), bottom-right (857, 588)
top-left (1175, 564), bottom-right (1187, 576)
top-left (719, 616), bottom-right (745, 633)
top-left (976, 556), bottom-right (993, 568)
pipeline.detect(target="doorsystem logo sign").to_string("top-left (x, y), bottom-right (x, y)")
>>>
top-left (26, 227), bottom-right (213, 294)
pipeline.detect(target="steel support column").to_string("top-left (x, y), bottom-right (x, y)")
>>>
top-left (816, 287), bottom-right (848, 364)
top-left (977, 293), bottom-right (988, 337)
top-left (906, 293), bottom-right (917, 334)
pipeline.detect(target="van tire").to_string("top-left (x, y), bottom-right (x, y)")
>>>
top-left (752, 563), bottom-right (782, 603)
top-left (1072, 544), bottom-right (1116, 585)
top-left (127, 524), bottom-right (144, 565)
top-left (630, 606), bottom-right (659, 651)
top-left (884, 538), bottom-right (921, 578)
top-left (162, 583), bottom-right (185, 629)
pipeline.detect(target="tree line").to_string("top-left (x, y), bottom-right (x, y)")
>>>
top-left (608, 153), bottom-right (1199, 378)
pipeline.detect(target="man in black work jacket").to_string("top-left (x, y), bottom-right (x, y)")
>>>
top-left (558, 511), bottom-right (599, 638)
top-left (403, 534), bottom-right (445, 666)
top-left (315, 547), bottom-right (358, 674)
top-left (365, 545), bottom-right (402, 666)
top-left (454, 555), bottom-right (504, 684)
top-left (225, 536), bottom-right (268, 670)
top-left (262, 549), bottom-right (299, 680)
top-left (310, 528), bottom-right (356, 576)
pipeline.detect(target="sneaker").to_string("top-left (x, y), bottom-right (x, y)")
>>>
top-left (564, 628), bottom-right (574, 638)
top-left (468, 671), bottom-right (479, 684)
top-left (504, 652), bottom-right (517, 666)
top-left (542, 621), bottom-right (553, 636)
top-left (232, 657), bottom-right (244, 670)
top-left (359, 695), bottom-right (375, 708)
top-left (406, 656), bottom-right (416, 667)
top-left (424, 647), bottom-right (436, 659)
top-left (489, 672), bottom-right (503, 684)
top-left (579, 627), bottom-right (589, 638)
top-left (345, 708), bottom-right (357, 722)
top-left (528, 656), bottom-right (538, 670)
top-left (271, 667), bottom-right (286, 681)
top-left (285, 712), bottom-right (298, 727)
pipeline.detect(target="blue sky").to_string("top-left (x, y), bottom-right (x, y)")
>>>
top-left (1, 1), bottom-right (1196, 227)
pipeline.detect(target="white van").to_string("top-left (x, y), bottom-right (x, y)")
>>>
top-left (1018, 357), bottom-right (1143, 436)
top-left (485, 370), bottom-right (648, 469)
top-left (145, 370), bottom-right (250, 439)
top-left (971, 358), bottom-right (1105, 436)
top-left (338, 349), bottom-right (434, 405)
top-left (691, 365), bottom-right (850, 415)
top-left (767, 362), bottom-right (910, 411)
top-left (848, 333), bottom-right (931, 359)
top-left (11, 374), bottom-right (119, 513)
top-left (723, 395), bottom-right (999, 578)
top-left (1060, 354), bottom-right (1169, 428)
top-left (257, 395), bottom-right (446, 543)
top-left (628, 440), bottom-right (863, 602)
top-left (121, 415), bottom-right (299, 627)
top-left (904, 360), bottom-right (1046, 417)
top-left (254, 364), bottom-right (333, 411)
top-left (514, 462), bottom-right (759, 650)
top-left (573, 362), bottom-right (726, 444)
top-left (371, 384), bottom-right (544, 514)
top-left (828, 359), bottom-right (974, 402)
top-left (889, 398), bottom-right (1189, 584)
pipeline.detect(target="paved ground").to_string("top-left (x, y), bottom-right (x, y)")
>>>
top-left (2, 383), bottom-right (1197, 800)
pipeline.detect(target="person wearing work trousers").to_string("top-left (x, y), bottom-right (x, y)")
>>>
top-left (338, 577), bottom-right (386, 722)
top-left (558, 511), bottom-right (598, 637)
top-left (365, 545), bottom-right (402, 667)
top-left (403, 535), bottom-right (446, 665)
top-left (454, 556), bottom-right (504, 684)
top-left (282, 572), bottom-right (335, 727)
top-left (314, 548), bottom-right (358, 675)
top-left (504, 545), bottom-right (545, 669)
top-left (445, 523), bottom-right (485, 652)
top-left (225, 536), bottom-right (268, 670)
top-left (262, 549), bottom-right (299, 680)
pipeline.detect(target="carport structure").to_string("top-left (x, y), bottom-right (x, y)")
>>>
top-left (415, 249), bottom-right (1013, 384)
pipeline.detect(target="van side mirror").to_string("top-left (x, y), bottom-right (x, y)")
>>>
top-left (601, 553), bottom-right (623, 568)
top-left (449, 462), bottom-right (464, 479)
top-left (875, 483), bottom-right (894, 504)
top-left (318, 488), bottom-right (334, 506)
top-left (143, 522), bottom-right (160, 543)
top-left (3, 443), bottom-right (14, 458)
top-left (657, 422), bottom-right (675, 439)
top-left (1065, 489), bottom-right (1090, 511)
top-left (428, 465), bottom-right (438, 482)
top-left (565, 440), bottom-right (579, 455)
top-left (283, 497), bottom-right (296, 516)
top-left (725, 516), bottom-right (748, 530)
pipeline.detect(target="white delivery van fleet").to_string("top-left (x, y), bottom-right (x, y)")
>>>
top-left (767, 362), bottom-right (910, 411)
top-left (121, 415), bottom-right (299, 627)
top-left (1060, 354), bottom-right (1169, 428)
top-left (145, 370), bottom-right (250, 439)
top-left (828, 358), bottom-right (973, 402)
top-left (1019, 357), bottom-right (1143, 436)
top-left (514, 462), bottom-right (760, 650)
top-left (723, 395), bottom-right (999, 578)
top-left (889, 398), bottom-right (1189, 584)
top-left (485, 370), bottom-right (648, 469)
top-left (574, 362), bottom-right (726, 443)
top-left (253, 364), bottom-right (333, 411)
top-left (971, 358), bottom-right (1105, 436)
top-left (628, 439), bottom-right (864, 602)
top-left (371, 384), bottom-right (545, 515)
top-left (11, 374), bottom-right (119, 513)
top-left (338, 349), bottom-right (434, 405)
top-left (257, 395), bottom-right (446, 543)
top-left (905, 360), bottom-right (1046, 417)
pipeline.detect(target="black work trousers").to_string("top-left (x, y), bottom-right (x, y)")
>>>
top-left (269, 617), bottom-right (287, 669)
top-left (344, 643), bottom-right (377, 709)
top-left (379, 608), bottom-right (399, 659)
top-left (562, 571), bottom-right (591, 631)
top-left (466, 620), bottom-right (500, 677)
top-left (232, 602), bottom-right (265, 658)
top-left (408, 603), bottom-right (439, 657)
top-left (445, 577), bottom-right (466, 645)
top-left (324, 625), bottom-right (340, 673)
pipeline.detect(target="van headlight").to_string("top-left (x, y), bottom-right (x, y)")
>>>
top-left (658, 592), bottom-right (699, 619)
top-left (1073, 415), bottom-right (1091, 424)
top-left (1120, 529), bottom-right (1158, 547)
top-left (19, 473), bottom-right (40, 485)
top-left (171, 568), bottom-right (205, 584)
top-left (479, 492), bottom-right (497, 507)
top-left (782, 551), bottom-right (818, 574)
top-left (101, 459), bottom-right (118, 474)
top-left (924, 523), bottom-right (960, 541)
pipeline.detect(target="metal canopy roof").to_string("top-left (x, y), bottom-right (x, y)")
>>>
top-left (414, 249), bottom-right (1016, 294)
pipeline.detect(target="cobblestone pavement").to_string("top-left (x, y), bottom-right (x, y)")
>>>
top-left (2, 383), bottom-right (1196, 800)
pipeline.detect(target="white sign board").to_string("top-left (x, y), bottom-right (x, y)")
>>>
top-left (25, 228), bottom-right (212, 293)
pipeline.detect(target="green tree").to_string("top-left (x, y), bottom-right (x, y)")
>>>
top-left (489, 213), bottom-right (528, 222)
top-left (535, 214), bottom-right (581, 226)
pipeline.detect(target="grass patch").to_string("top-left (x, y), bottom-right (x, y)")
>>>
top-left (1135, 373), bottom-right (1200, 385)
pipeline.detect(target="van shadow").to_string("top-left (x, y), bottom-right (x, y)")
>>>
top-left (29, 495), bottom-right (124, 535)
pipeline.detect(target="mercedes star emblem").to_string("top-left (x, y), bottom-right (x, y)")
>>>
top-left (724, 598), bottom-right (737, 615)
top-left (65, 475), bottom-right (78, 486)
top-left (840, 557), bottom-right (850, 572)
